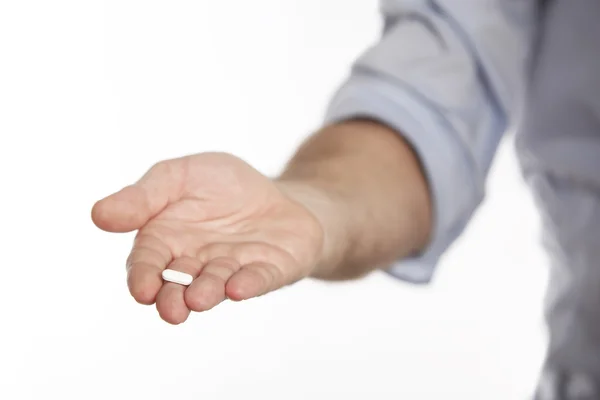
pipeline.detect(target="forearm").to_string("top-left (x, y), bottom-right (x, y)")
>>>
top-left (276, 119), bottom-right (432, 280)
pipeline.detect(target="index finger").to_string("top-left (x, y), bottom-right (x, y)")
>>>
top-left (126, 233), bottom-right (173, 305)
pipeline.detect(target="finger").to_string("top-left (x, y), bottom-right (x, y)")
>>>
top-left (126, 234), bottom-right (173, 305)
top-left (225, 262), bottom-right (284, 301)
top-left (91, 159), bottom-right (187, 232)
top-left (185, 257), bottom-right (241, 312)
top-left (155, 256), bottom-right (202, 325)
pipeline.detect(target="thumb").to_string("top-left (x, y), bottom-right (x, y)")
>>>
top-left (91, 159), bottom-right (186, 232)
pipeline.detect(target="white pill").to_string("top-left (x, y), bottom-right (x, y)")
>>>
top-left (162, 269), bottom-right (193, 286)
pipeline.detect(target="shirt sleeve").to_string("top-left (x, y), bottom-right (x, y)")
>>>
top-left (323, 0), bottom-right (537, 283)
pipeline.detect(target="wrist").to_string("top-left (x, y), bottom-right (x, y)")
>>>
top-left (274, 179), bottom-right (349, 279)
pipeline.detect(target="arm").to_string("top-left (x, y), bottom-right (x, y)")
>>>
top-left (277, 119), bottom-right (432, 280)
top-left (278, 0), bottom-right (536, 283)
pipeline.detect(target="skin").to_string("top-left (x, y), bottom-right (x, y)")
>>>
top-left (91, 119), bottom-right (433, 324)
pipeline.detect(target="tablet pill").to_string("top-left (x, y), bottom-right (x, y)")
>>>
top-left (162, 269), bottom-right (193, 286)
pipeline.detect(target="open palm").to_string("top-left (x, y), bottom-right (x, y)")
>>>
top-left (92, 153), bottom-right (324, 324)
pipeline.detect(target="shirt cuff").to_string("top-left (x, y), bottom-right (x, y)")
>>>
top-left (323, 73), bottom-right (480, 284)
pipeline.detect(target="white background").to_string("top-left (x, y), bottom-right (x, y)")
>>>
top-left (0, 1), bottom-right (548, 399)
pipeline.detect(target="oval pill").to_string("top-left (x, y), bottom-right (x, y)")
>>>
top-left (162, 269), bottom-right (193, 286)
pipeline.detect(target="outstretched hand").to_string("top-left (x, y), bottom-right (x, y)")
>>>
top-left (92, 153), bottom-right (324, 324)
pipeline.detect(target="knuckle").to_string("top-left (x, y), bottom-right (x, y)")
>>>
top-left (234, 243), bottom-right (272, 264)
top-left (204, 258), bottom-right (239, 277)
top-left (151, 160), bottom-right (171, 174)
top-left (168, 256), bottom-right (200, 275)
top-left (196, 243), bottom-right (234, 263)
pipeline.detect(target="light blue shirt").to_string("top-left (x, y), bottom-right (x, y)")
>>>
top-left (324, 0), bottom-right (538, 283)
top-left (322, 0), bottom-right (600, 394)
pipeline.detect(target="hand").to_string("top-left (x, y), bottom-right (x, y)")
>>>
top-left (92, 153), bottom-right (324, 324)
